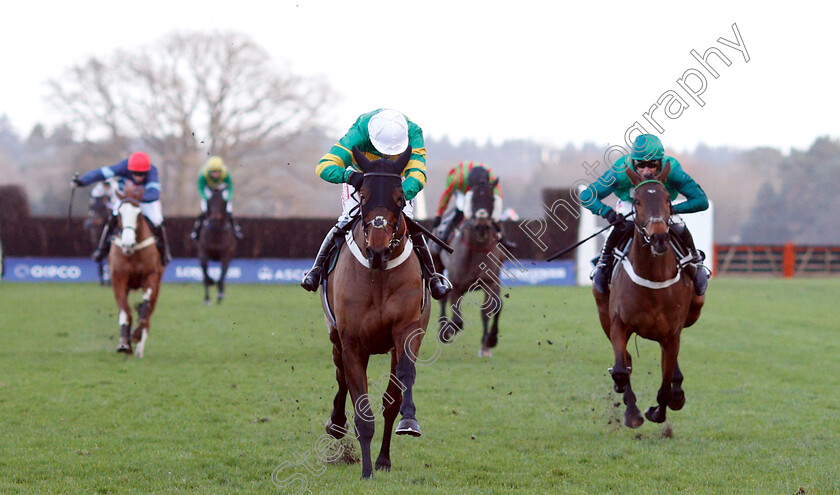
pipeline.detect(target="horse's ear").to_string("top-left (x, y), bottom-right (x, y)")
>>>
top-left (657, 159), bottom-right (672, 183)
top-left (626, 164), bottom-right (643, 186)
top-left (352, 146), bottom-right (371, 173)
top-left (490, 178), bottom-right (499, 189)
top-left (392, 146), bottom-right (412, 174)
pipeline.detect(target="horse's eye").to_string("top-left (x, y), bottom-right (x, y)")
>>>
top-left (634, 199), bottom-right (640, 206)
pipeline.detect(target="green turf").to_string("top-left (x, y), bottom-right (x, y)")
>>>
top-left (0, 278), bottom-right (838, 494)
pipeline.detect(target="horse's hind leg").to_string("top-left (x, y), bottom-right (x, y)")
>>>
top-left (376, 351), bottom-right (403, 472)
top-left (482, 283), bottom-right (502, 352)
top-left (325, 328), bottom-right (350, 440)
top-left (645, 336), bottom-right (681, 423)
top-left (669, 360), bottom-right (686, 411)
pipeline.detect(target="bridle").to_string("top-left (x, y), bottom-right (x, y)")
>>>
top-left (358, 172), bottom-right (407, 250)
top-left (632, 179), bottom-right (670, 247)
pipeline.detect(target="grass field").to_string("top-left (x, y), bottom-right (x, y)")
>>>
top-left (0, 278), bottom-right (838, 494)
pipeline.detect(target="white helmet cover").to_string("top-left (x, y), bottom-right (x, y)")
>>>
top-left (368, 109), bottom-right (409, 155)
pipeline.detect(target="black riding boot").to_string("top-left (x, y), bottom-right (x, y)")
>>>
top-left (300, 219), bottom-right (351, 292)
top-left (410, 230), bottom-right (452, 300)
top-left (154, 224), bottom-right (173, 267)
top-left (92, 214), bottom-right (118, 262)
top-left (189, 213), bottom-right (206, 241)
top-left (591, 221), bottom-right (632, 294)
top-left (673, 223), bottom-right (708, 296)
top-left (493, 221), bottom-right (517, 251)
top-left (229, 213), bottom-right (244, 239)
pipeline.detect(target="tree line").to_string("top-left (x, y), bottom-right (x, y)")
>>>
top-left (0, 30), bottom-right (837, 244)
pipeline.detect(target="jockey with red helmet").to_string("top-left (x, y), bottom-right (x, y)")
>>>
top-left (73, 151), bottom-right (172, 265)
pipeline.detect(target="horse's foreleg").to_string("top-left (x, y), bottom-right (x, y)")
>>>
top-left (483, 283), bottom-right (502, 350)
top-left (393, 321), bottom-right (423, 438)
top-left (132, 273), bottom-right (161, 359)
top-left (342, 344), bottom-right (374, 479)
top-left (669, 360), bottom-right (686, 411)
top-left (217, 256), bottom-right (232, 303)
top-left (326, 329), bottom-right (350, 440)
top-left (112, 278), bottom-right (132, 354)
top-left (646, 336), bottom-right (681, 424)
top-left (376, 351), bottom-right (403, 472)
top-left (201, 256), bottom-right (212, 305)
top-left (609, 317), bottom-right (643, 427)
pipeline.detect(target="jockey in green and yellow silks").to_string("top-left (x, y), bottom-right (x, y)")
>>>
top-left (190, 156), bottom-right (243, 240)
top-left (300, 108), bottom-right (451, 299)
top-left (579, 134), bottom-right (709, 295)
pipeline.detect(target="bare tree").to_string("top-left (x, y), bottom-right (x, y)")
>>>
top-left (47, 31), bottom-right (335, 214)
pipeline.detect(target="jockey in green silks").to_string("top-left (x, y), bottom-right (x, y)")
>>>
top-left (579, 134), bottom-right (709, 295)
top-left (190, 156), bottom-right (243, 241)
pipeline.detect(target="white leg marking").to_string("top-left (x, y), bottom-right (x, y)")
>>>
top-left (135, 329), bottom-right (149, 358)
top-left (143, 288), bottom-right (152, 301)
top-left (119, 310), bottom-right (129, 326)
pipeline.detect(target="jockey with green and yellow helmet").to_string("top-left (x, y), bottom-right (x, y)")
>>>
top-left (190, 156), bottom-right (243, 240)
top-left (579, 134), bottom-right (709, 295)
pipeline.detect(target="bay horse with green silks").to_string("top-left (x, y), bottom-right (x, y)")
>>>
top-left (108, 181), bottom-right (164, 358)
top-left (320, 146), bottom-right (431, 480)
top-left (594, 160), bottom-right (704, 428)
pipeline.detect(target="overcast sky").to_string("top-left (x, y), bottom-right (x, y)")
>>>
top-left (1, 1), bottom-right (835, 153)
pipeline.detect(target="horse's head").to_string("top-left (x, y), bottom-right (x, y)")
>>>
top-left (627, 160), bottom-right (672, 256)
top-left (463, 169), bottom-right (498, 246)
top-left (206, 188), bottom-right (229, 229)
top-left (352, 146), bottom-right (411, 270)
top-left (116, 201), bottom-right (143, 255)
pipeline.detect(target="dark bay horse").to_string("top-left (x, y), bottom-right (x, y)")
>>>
top-left (196, 189), bottom-right (237, 304)
top-left (594, 161), bottom-right (704, 427)
top-left (322, 147), bottom-right (431, 479)
top-left (435, 169), bottom-right (503, 357)
top-left (109, 182), bottom-right (164, 358)
top-left (85, 195), bottom-right (111, 285)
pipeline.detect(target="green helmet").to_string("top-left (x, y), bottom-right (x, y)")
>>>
top-left (630, 134), bottom-right (664, 163)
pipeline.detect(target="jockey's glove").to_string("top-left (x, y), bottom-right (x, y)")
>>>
top-left (433, 216), bottom-right (442, 228)
top-left (604, 209), bottom-right (624, 225)
top-left (346, 170), bottom-right (364, 191)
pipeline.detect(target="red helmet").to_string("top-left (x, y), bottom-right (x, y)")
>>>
top-left (127, 152), bottom-right (151, 172)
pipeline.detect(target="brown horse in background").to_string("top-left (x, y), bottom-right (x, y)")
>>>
top-left (594, 161), bottom-right (704, 427)
top-left (435, 170), bottom-right (503, 357)
top-left (196, 189), bottom-right (237, 304)
top-left (109, 182), bottom-right (164, 358)
top-left (321, 147), bottom-right (431, 479)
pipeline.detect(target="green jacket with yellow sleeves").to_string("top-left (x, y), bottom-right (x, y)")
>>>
top-left (315, 109), bottom-right (427, 200)
top-left (579, 155), bottom-right (708, 219)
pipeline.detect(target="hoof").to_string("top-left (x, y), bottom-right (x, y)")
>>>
top-left (395, 418), bottom-right (422, 437)
top-left (375, 456), bottom-right (391, 471)
top-left (625, 411), bottom-right (644, 428)
top-left (116, 343), bottom-right (132, 354)
top-left (478, 348), bottom-right (492, 358)
top-left (438, 326), bottom-right (456, 344)
top-left (669, 392), bottom-right (686, 411)
top-left (610, 369), bottom-right (629, 394)
top-left (203, 299), bottom-right (212, 306)
top-left (645, 406), bottom-right (666, 423)
top-left (325, 418), bottom-right (350, 439)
